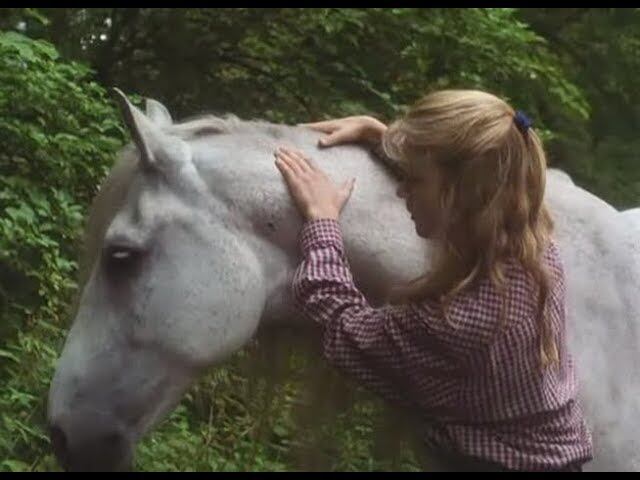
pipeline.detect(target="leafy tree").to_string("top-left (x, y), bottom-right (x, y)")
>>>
top-left (519, 8), bottom-right (640, 207)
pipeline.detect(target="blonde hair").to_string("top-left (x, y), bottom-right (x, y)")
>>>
top-left (383, 89), bottom-right (558, 368)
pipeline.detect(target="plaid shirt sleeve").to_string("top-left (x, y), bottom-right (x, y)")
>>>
top-left (291, 218), bottom-right (441, 409)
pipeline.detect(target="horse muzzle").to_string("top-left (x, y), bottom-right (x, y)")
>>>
top-left (48, 408), bottom-right (134, 472)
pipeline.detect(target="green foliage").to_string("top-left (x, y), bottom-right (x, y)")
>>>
top-left (0, 30), bottom-right (126, 471)
top-left (132, 346), bottom-right (420, 472)
top-left (0, 30), bottom-right (124, 324)
top-left (518, 8), bottom-right (640, 208)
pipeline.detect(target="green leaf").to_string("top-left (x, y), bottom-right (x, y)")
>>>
top-left (0, 349), bottom-right (20, 363)
top-left (1, 459), bottom-right (31, 472)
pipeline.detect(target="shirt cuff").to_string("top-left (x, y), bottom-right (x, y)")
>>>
top-left (299, 218), bottom-right (345, 256)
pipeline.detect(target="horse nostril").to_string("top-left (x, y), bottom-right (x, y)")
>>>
top-left (49, 424), bottom-right (127, 471)
top-left (50, 425), bottom-right (69, 468)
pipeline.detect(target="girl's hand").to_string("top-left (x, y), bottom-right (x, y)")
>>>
top-left (298, 115), bottom-right (387, 148)
top-left (274, 147), bottom-right (355, 221)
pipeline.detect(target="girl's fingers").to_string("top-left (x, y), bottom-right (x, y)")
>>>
top-left (289, 149), bottom-right (316, 174)
top-left (302, 154), bottom-right (320, 172)
top-left (286, 148), bottom-right (322, 173)
top-left (297, 120), bottom-right (338, 132)
top-left (275, 149), bottom-right (305, 176)
top-left (277, 146), bottom-right (306, 160)
top-left (274, 156), bottom-right (294, 181)
top-left (318, 128), bottom-right (355, 147)
top-left (275, 157), bottom-right (304, 195)
top-left (277, 147), bottom-right (313, 174)
top-left (341, 177), bottom-right (356, 201)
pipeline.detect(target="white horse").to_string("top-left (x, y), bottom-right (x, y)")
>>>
top-left (621, 208), bottom-right (640, 239)
top-left (47, 90), bottom-right (640, 471)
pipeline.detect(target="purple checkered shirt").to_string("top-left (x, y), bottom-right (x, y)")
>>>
top-left (292, 218), bottom-right (593, 471)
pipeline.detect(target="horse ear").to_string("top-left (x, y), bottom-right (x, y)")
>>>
top-left (145, 98), bottom-right (173, 128)
top-left (113, 88), bottom-right (164, 170)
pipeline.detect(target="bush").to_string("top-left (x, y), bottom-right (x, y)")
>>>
top-left (0, 31), bottom-right (126, 471)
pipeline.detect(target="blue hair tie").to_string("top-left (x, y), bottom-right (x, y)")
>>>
top-left (514, 110), bottom-right (533, 134)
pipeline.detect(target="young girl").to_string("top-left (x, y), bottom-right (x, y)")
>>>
top-left (273, 89), bottom-right (593, 471)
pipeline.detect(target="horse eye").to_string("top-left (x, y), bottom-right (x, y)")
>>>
top-left (112, 249), bottom-right (133, 260)
top-left (103, 245), bottom-right (145, 279)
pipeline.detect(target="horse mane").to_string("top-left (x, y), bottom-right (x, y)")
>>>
top-left (168, 113), bottom-right (311, 142)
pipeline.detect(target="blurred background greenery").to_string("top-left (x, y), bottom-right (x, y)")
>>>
top-left (1, 8), bottom-right (638, 471)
